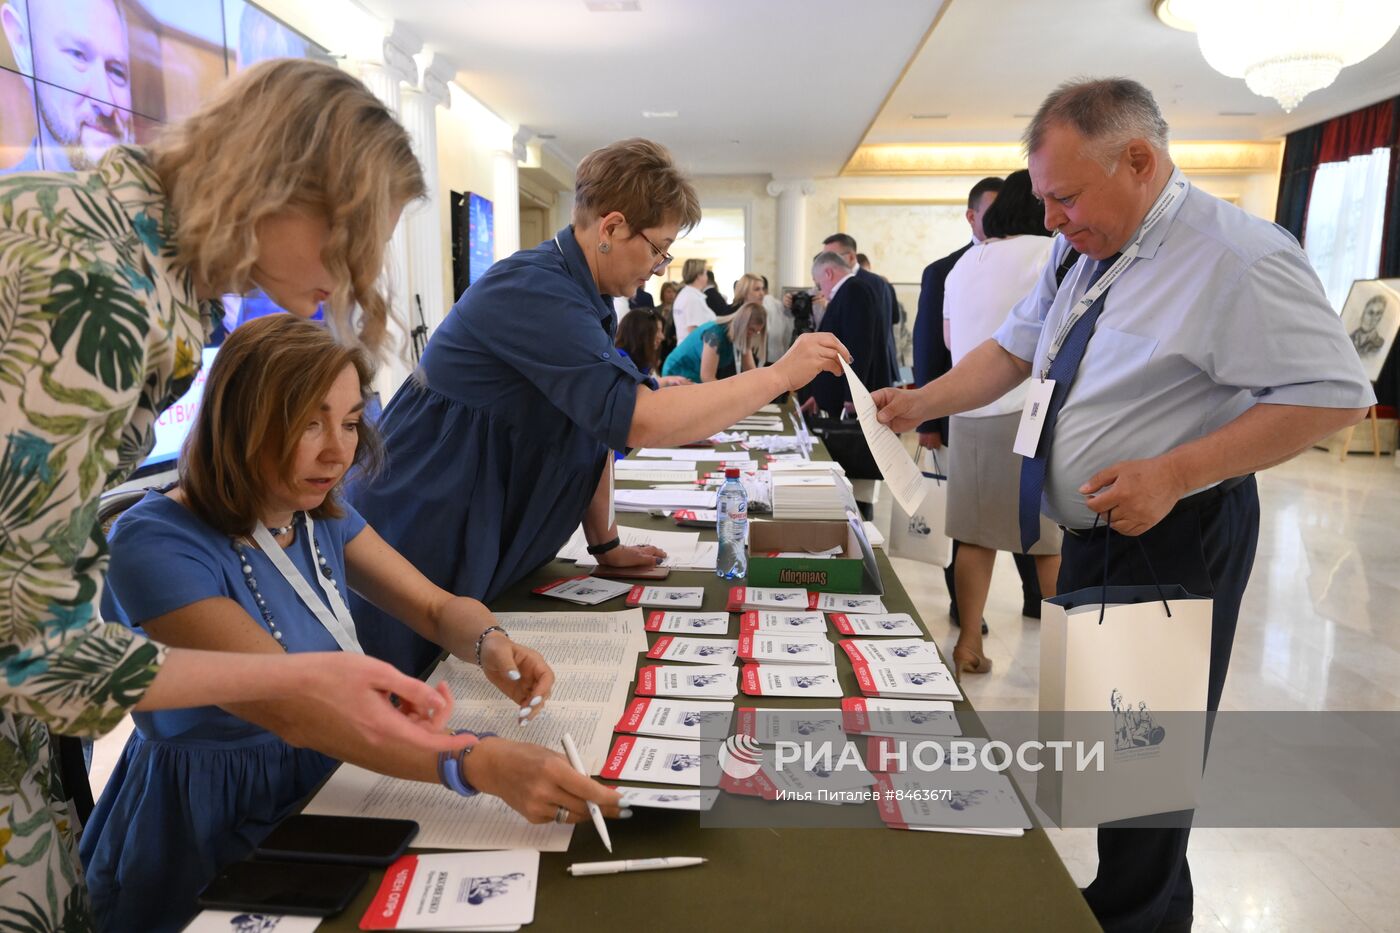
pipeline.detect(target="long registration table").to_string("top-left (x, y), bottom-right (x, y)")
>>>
top-left (319, 429), bottom-right (1098, 933)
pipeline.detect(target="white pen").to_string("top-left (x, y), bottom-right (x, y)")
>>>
top-left (568, 857), bottom-right (707, 876)
top-left (561, 733), bottom-right (612, 853)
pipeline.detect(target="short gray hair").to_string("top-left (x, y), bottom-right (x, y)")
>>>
top-left (812, 250), bottom-right (851, 274)
top-left (1023, 77), bottom-right (1170, 172)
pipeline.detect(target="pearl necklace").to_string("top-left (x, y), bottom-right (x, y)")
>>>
top-left (231, 513), bottom-right (340, 651)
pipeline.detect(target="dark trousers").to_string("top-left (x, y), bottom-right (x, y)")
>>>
top-left (944, 539), bottom-right (1042, 617)
top-left (1056, 477), bottom-right (1260, 933)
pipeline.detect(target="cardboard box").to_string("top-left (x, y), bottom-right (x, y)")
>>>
top-left (745, 518), bottom-right (883, 594)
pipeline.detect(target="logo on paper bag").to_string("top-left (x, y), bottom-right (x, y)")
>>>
top-left (229, 917), bottom-right (283, 933)
top-left (718, 734), bottom-right (765, 779)
top-left (907, 515), bottom-right (931, 536)
top-left (462, 872), bottom-right (525, 905)
top-left (1111, 689), bottom-right (1166, 759)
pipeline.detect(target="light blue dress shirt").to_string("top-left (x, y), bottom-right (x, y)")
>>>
top-left (994, 169), bottom-right (1375, 529)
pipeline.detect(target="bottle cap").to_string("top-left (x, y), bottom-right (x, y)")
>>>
top-left (725, 467), bottom-right (741, 479)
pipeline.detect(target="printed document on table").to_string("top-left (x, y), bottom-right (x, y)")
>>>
top-left (492, 609), bottom-right (648, 654)
top-left (840, 355), bottom-right (927, 515)
top-left (306, 764), bottom-right (573, 851)
top-left (615, 489), bottom-right (717, 511)
top-left (361, 850), bottom-right (537, 930)
top-left (634, 448), bottom-right (754, 461)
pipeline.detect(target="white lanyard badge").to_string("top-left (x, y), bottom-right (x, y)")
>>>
top-left (1040, 177), bottom-right (1186, 379)
top-left (252, 515), bottom-right (364, 654)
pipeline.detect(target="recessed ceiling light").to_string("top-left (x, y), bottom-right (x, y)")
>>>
top-left (585, 0), bottom-right (641, 11)
top-left (910, 113), bottom-right (948, 120)
top-left (1153, 0), bottom-right (1197, 32)
top-left (642, 110), bottom-right (678, 119)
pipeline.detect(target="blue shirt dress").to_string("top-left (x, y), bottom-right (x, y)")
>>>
top-left (79, 491), bottom-right (365, 933)
top-left (347, 225), bottom-right (649, 674)
top-left (660, 320), bottom-right (737, 383)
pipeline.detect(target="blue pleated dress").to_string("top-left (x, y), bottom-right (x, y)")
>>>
top-left (347, 225), bottom-right (649, 674)
top-left (79, 491), bottom-right (364, 933)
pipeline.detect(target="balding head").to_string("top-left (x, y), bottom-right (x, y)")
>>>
top-left (1024, 77), bottom-right (1170, 172)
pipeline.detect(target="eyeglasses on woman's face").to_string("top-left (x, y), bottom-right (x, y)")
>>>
top-left (635, 228), bottom-right (674, 275)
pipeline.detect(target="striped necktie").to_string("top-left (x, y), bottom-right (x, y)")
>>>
top-left (1018, 254), bottom-right (1119, 552)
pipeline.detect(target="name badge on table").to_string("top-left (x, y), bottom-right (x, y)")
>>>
top-left (1012, 379), bottom-right (1056, 458)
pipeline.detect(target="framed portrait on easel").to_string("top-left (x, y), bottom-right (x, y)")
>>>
top-left (1339, 278), bottom-right (1400, 382)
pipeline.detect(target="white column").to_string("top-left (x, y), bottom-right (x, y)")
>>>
top-left (399, 56), bottom-right (451, 348)
top-left (354, 26), bottom-right (419, 398)
top-left (768, 177), bottom-right (816, 291)
top-left (492, 148), bottom-right (521, 261)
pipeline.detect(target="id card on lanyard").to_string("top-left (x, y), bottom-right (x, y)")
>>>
top-left (252, 516), bottom-right (364, 654)
top-left (1011, 177), bottom-right (1186, 459)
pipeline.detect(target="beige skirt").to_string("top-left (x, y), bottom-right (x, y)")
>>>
top-left (945, 413), bottom-right (1062, 555)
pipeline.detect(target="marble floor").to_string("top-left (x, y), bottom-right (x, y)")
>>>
top-left (90, 448), bottom-right (1399, 931)
top-left (876, 448), bottom-right (1400, 933)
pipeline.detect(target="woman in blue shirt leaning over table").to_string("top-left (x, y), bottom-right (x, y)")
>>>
top-left (83, 316), bottom-right (625, 933)
top-left (661, 300), bottom-right (768, 384)
top-left (348, 138), bottom-right (849, 674)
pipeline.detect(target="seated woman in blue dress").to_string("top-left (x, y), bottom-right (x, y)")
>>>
top-left (348, 138), bottom-right (849, 674)
top-left (661, 301), bottom-right (767, 384)
top-left (82, 316), bottom-right (624, 933)
top-left (614, 307), bottom-right (690, 386)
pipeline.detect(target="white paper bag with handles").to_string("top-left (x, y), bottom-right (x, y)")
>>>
top-left (1037, 574), bottom-right (1212, 827)
top-left (888, 448), bottom-right (951, 568)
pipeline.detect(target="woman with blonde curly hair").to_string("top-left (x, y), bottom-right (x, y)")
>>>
top-left (0, 58), bottom-right (463, 929)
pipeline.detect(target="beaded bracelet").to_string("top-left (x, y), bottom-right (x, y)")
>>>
top-left (474, 625), bottom-right (508, 666)
top-left (437, 730), bottom-right (498, 797)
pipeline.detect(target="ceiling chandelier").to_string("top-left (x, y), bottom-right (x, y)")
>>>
top-left (1154, 0), bottom-right (1400, 112)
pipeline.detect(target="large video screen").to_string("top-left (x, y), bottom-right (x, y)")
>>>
top-left (468, 192), bottom-right (494, 286)
top-left (0, 0), bottom-right (333, 473)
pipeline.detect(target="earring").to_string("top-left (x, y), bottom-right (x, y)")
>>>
top-left (599, 242), bottom-right (611, 253)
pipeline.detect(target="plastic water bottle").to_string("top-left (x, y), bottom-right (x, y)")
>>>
top-left (716, 467), bottom-right (748, 580)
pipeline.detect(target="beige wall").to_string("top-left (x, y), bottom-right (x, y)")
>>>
top-left (687, 174), bottom-right (779, 293)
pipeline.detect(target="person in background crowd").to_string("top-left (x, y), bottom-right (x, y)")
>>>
top-left (0, 58), bottom-right (471, 931)
top-left (915, 175), bottom-right (1043, 632)
top-left (82, 316), bottom-right (620, 932)
top-left (616, 308), bottom-right (691, 386)
top-left (761, 274), bottom-right (793, 361)
top-left (348, 138), bottom-right (848, 676)
top-left (672, 257), bottom-right (712, 338)
top-left (630, 284), bottom-right (655, 309)
top-left (729, 272), bottom-right (767, 311)
top-left (801, 250), bottom-right (891, 416)
top-left (661, 301), bottom-right (767, 384)
top-left (873, 76), bottom-right (1372, 933)
top-left (656, 279), bottom-right (681, 364)
top-left (704, 268), bottom-right (729, 315)
top-left (939, 170), bottom-right (1062, 675)
top-left (824, 233), bottom-right (899, 385)
top-left (858, 252), bottom-right (907, 375)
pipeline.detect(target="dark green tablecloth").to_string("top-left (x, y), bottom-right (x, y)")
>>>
top-left (315, 432), bottom-right (1099, 933)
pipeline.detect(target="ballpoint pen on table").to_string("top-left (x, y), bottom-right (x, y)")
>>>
top-left (568, 857), bottom-right (707, 876)
top-left (561, 733), bottom-right (612, 852)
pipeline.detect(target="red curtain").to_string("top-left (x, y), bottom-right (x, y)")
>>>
top-left (1317, 98), bottom-right (1396, 163)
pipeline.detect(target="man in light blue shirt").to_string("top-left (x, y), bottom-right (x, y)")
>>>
top-left (873, 77), bottom-right (1371, 933)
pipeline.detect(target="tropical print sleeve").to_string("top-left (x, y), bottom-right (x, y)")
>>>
top-left (0, 146), bottom-right (207, 928)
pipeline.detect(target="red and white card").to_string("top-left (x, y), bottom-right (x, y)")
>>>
top-left (361, 850), bottom-right (538, 929)
top-left (598, 735), bottom-right (717, 787)
top-left (840, 697), bottom-right (959, 737)
top-left (646, 611), bottom-right (730, 634)
top-left (740, 663), bottom-right (843, 697)
top-left (807, 592), bottom-right (887, 613)
top-left (646, 635), bottom-right (738, 665)
top-left (738, 610), bottom-right (826, 634)
top-left (839, 638), bottom-right (942, 667)
top-left (829, 612), bottom-right (922, 637)
top-left (635, 664), bottom-right (738, 699)
top-left (532, 575), bottom-right (632, 605)
top-left (873, 771), bottom-right (1028, 836)
top-left (626, 585), bottom-right (705, 608)
top-left (735, 706), bottom-right (845, 744)
top-left (737, 631), bottom-right (835, 666)
top-left (726, 586), bottom-right (807, 611)
top-left (613, 697), bottom-right (734, 740)
top-left (850, 659), bottom-right (960, 700)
